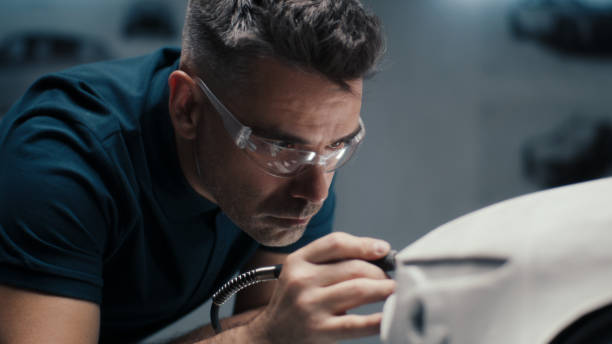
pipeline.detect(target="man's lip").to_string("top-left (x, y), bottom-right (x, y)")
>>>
top-left (267, 216), bottom-right (310, 224)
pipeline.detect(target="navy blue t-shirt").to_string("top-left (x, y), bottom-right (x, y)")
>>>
top-left (0, 47), bottom-right (334, 342)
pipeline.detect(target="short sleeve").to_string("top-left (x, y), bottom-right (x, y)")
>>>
top-left (0, 114), bottom-right (114, 304)
top-left (260, 179), bottom-right (336, 253)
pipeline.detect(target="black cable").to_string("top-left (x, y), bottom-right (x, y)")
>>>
top-left (210, 250), bottom-right (397, 334)
top-left (211, 264), bottom-right (282, 333)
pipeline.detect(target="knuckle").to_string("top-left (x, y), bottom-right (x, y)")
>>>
top-left (339, 279), bottom-right (368, 297)
top-left (328, 231), bottom-right (348, 239)
top-left (326, 231), bottom-right (356, 250)
top-left (294, 291), bottom-right (316, 310)
top-left (283, 271), bottom-right (305, 287)
top-left (341, 319), bottom-right (359, 332)
top-left (338, 316), bottom-right (364, 332)
top-left (351, 283), bottom-right (370, 299)
top-left (346, 259), bottom-right (369, 278)
top-left (383, 279), bottom-right (397, 294)
top-left (329, 232), bottom-right (348, 248)
top-left (355, 238), bottom-right (373, 257)
top-left (367, 280), bottom-right (395, 299)
top-left (282, 268), bottom-right (313, 290)
top-left (326, 233), bottom-right (344, 250)
top-left (284, 252), bottom-right (301, 267)
top-left (358, 243), bottom-right (370, 259)
top-left (348, 279), bottom-right (392, 299)
top-left (368, 264), bottom-right (388, 279)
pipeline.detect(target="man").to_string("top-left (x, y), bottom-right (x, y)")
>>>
top-left (0, 0), bottom-right (394, 343)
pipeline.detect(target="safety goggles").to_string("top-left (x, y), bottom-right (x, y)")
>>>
top-left (195, 77), bottom-right (365, 177)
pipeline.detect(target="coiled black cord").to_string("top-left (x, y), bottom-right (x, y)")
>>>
top-left (211, 264), bottom-right (282, 333)
top-left (210, 250), bottom-right (397, 334)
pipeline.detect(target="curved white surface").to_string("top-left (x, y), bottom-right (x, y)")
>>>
top-left (381, 177), bottom-right (612, 344)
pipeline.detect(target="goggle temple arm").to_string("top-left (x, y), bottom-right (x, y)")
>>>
top-left (196, 78), bottom-right (253, 149)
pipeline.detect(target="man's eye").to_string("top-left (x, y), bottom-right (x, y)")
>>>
top-left (276, 141), bottom-right (296, 149)
top-left (328, 141), bottom-right (346, 150)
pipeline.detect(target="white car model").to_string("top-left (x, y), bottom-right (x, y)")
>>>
top-left (381, 177), bottom-right (612, 344)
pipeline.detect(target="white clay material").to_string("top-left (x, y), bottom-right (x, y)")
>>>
top-left (381, 177), bottom-right (612, 344)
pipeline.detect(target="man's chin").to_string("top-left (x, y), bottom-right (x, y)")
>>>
top-left (249, 221), bottom-right (308, 247)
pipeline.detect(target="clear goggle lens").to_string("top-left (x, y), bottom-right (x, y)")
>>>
top-left (242, 135), bottom-right (362, 177)
top-left (195, 76), bottom-right (365, 178)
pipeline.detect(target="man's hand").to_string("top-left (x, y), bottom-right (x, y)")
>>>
top-left (247, 232), bottom-right (396, 344)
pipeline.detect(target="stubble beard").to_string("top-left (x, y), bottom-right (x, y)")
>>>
top-left (199, 155), bottom-right (322, 247)
top-left (216, 189), bottom-right (322, 247)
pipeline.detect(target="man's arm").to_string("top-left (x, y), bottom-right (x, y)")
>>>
top-left (0, 285), bottom-right (100, 344)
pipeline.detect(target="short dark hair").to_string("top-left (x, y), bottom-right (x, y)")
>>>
top-left (181, 0), bottom-right (384, 92)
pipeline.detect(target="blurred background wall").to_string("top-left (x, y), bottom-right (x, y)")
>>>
top-left (2, 0), bottom-right (612, 343)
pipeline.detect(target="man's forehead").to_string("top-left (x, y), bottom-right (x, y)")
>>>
top-left (230, 58), bottom-right (363, 145)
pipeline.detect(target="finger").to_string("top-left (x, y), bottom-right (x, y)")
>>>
top-left (297, 232), bottom-right (390, 264)
top-left (321, 312), bottom-right (384, 340)
top-left (315, 259), bottom-right (389, 287)
top-left (317, 278), bottom-right (396, 314)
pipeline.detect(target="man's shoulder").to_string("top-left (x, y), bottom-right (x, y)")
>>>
top-left (58, 46), bottom-right (181, 97)
top-left (0, 47), bottom-right (183, 222)
top-left (1, 46), bottom-right (181, 142)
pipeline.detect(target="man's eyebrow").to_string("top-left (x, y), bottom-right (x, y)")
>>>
top-left (250, 122), bottom-right (362, 145)
top-left (335, 124), bottom-right (362, 143)
top-left (251, 126), bottom-right (311, 144)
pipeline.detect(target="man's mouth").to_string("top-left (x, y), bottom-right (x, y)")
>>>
top-left (266, 215), bottom-right (311, 226)
top-left (260, 203), bottom-right (322, 226)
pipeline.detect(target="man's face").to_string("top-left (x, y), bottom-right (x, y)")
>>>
top-left (194, 58), bottom-right (363, 247)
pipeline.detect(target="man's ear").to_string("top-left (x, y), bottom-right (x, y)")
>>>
top-left (168, 70), bottom-right (200, 140)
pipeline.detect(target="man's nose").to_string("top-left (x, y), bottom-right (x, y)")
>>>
top-left (289, 165), bottom-right (331, 203)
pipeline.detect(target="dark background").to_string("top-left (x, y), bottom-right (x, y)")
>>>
top-left (2, 0), bottom-right (612, 343)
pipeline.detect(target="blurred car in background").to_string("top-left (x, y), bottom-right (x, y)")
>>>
top-left (0, 31), bottom-right (111, 66)
top-left (122, 1), bottom-right (177, 38)
top-left (521, 115), bottom-right (612, 188)
top-left (508, 0), bottom-right (612, 51)
top-left (0, 1), bottom-right (184, 118)
top-left (0, 31), bottom-right (112, 115)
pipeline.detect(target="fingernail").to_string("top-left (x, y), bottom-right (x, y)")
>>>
top-left (373, 240), bottom-right (390, 255)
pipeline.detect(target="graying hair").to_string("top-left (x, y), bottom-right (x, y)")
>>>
top-left (181, 0), bottom-right (384, 93)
